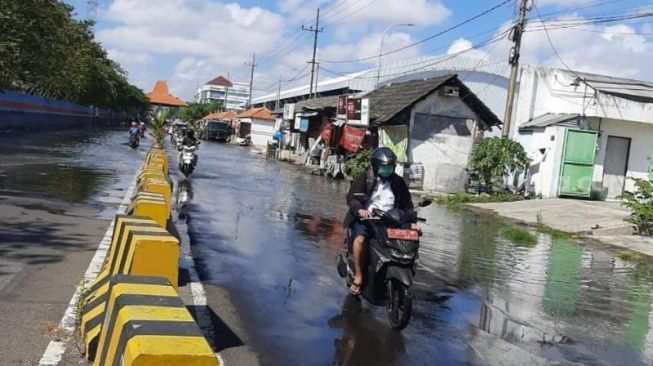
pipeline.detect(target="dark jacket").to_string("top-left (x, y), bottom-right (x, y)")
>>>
top-left (343, 168), bottom-right (414, 228)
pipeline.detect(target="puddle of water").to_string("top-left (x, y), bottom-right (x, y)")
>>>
top-left (0, 164), bottom-right (107, 203)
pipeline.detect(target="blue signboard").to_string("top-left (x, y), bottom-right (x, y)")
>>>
top-left (299, 117), bottom-right (309, 132)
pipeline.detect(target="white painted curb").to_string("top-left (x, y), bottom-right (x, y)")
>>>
top-left (38, 174), bottom-right (137, 365)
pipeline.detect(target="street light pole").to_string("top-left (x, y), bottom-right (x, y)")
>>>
top-left (376, 23), bottom-right (414, 87)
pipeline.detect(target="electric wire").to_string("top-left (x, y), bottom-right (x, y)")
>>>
top-left (319, 0), bottom-right (513, 63)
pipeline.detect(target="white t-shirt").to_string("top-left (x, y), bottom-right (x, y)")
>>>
top-left (365, 179), bottom-right (395, 213)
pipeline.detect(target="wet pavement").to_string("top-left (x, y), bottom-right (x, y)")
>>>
top-left (0, 128), bottom-right (144, 365)
top-left (0, 128), bottom-right (144, 209)
top-left (179, 141), bottom-right (653, 366)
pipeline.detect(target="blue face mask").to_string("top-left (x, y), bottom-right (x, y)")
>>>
top-left (377, 165), bottom-right (394, 178)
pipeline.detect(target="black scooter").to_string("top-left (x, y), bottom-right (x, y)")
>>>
top-left (128, 135), bottom-right (139, 149)
top-left (337, 199), bottom-right (431, 330)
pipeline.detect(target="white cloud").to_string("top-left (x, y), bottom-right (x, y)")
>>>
top-left (477, 17), bottom-right (653, 81)
top-left (97, 0), bottom-right (287, 97)
top-left (447, 38), bottom-right (489, 60)
top-left (95, 0), bottom-right (454, 99)
top-left (519, 20), bottom-right (653, 80)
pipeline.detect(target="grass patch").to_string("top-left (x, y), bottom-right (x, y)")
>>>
top-left (502, 226), bottom-right (537, 246)
top-left (535, 212), bottom-right (571, 239)
top-left (616, 250), bottom-right (643, 262)
top-left (436, 192), bottom-right (524, 206)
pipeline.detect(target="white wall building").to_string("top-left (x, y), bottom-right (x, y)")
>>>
top-left (513, 65), bottom-right (653, 200)
top-left (236, 107), bottom-right (275, 147)
top-left (195, 75), bottom-right (251, 111)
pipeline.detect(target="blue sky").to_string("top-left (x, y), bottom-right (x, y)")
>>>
top-left (64, 0), bottom-right (653, 100)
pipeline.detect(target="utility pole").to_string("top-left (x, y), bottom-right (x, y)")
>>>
top-left (246, 53), bottom-right (257, 109)
top-left (302, 8), bottom-right (323, 99)
top-left (313, 62), bottom-right (320, 99)
top-left (276, 74), bottom-right (282, 111)
top-left (502, 0), bottom-right (530, 138)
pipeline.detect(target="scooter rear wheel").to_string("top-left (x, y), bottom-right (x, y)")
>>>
top-left (386, 279), bottom-right (412, 330)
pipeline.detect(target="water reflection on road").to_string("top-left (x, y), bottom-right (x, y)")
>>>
top-left (182, 141), bottom-right (653, 366)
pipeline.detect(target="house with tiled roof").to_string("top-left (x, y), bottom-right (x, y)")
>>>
top-left (195, 75), bottom-right (250, 111)
top-left (236, 107), bottom-right (276, 147)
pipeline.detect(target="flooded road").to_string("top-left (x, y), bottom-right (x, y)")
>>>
top-left (0, 129), bottom-right (144, 211)
top-left (177, 142), bottom-right (653, 366)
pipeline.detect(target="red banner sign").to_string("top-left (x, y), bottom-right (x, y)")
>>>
top-left (340, 126), bottom-right (366, 153)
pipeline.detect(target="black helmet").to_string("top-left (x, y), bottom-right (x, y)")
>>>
top-left (187, 129), bottom-right (195, 137)
top-left (371, 147), bottom-right (397, 177)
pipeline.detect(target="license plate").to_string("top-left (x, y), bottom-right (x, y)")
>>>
top-left (387, 229), bottom-right (419, 241)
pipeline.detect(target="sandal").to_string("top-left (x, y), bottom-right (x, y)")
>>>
top-left (349, 281), bottom-right (362, 295)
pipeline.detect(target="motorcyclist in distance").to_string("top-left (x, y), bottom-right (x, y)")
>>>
top-left (343, 147), bottom-right (418, 295)
top-left (128, 122), bottom-right (140, 138)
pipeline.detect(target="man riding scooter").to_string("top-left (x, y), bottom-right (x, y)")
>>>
top-left (343, 147), bottom-right (418, 295)
top-left (128, 121), bottom-right (140, 148)
top-left (179, 129), bottom-right (199, 166)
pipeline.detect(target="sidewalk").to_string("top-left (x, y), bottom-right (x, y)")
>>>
top-left (0, 195), bottom-right (110, 365)
top-left (468, 198), bottom-right (653, 257)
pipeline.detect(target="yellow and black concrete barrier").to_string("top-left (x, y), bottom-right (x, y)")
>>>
top-left (80, 214), bottom-right (180, 358)
top-left (92, 275), bottom-right (218, 366)
top-left (77, 148), bottom-right (217, 364)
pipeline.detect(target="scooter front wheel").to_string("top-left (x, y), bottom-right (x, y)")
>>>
top-left (386, 279), bottom-right (412, 330)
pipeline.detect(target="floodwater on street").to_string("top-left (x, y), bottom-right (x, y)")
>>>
top-left (0, 129), bottom-right (144, 213)
top-left (177, 140), bottom-right (653, 366)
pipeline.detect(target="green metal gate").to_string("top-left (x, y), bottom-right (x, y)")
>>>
top-left (558, 129), bottom-right (598, 197)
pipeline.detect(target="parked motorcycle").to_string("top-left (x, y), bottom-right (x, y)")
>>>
top-left (128, 135), bottom-right (139, 149)
top-left (179, 144), bottom-right (198, 177)
top-left (336, 198), bottom-right (431, 330)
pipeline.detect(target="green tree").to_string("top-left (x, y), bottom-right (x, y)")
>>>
top-left (0, 0), bottom-right (149, 115)
top-left (150, 110), bottom-right (168, 147)
top-left (469, 137), bottom-right (528, 191)
top-left (180, 101), bottom-right (223, 123)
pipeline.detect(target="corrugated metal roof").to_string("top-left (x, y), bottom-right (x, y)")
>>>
top-left (294, 95), bottom-right (339, 111)
top-left (570, 70), bottom-right (653, 103)
top-left (520, 113), bottom-right (579, 129)
top-left (363, 75), bottom-right (502, 127)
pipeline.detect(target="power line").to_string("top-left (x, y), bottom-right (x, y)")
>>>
top-left (320, 32), bottom-right (509, 80)
top-left (320, 0), bottom-right (513, 64)
top-left (323, 0), bottom-right (380, 26)
top-left (532, 2), bottom-right (583, 81)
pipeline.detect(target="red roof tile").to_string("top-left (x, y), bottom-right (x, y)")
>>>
top-left (203, 111), bottom-right (237, 120)
top-left (237, 107), bottom-right (274, 121)
top-left (206, 76), bottom-right (233, 87)
top-left (146, 80), bottom-right (186, 107)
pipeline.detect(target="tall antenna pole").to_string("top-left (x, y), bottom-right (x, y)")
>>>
top-left (302, 8), bottom-right (323, 100)
top-left (502, 0), bottom-right (530, 138)
top-left (246, 53), bottom-right (257, 109)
